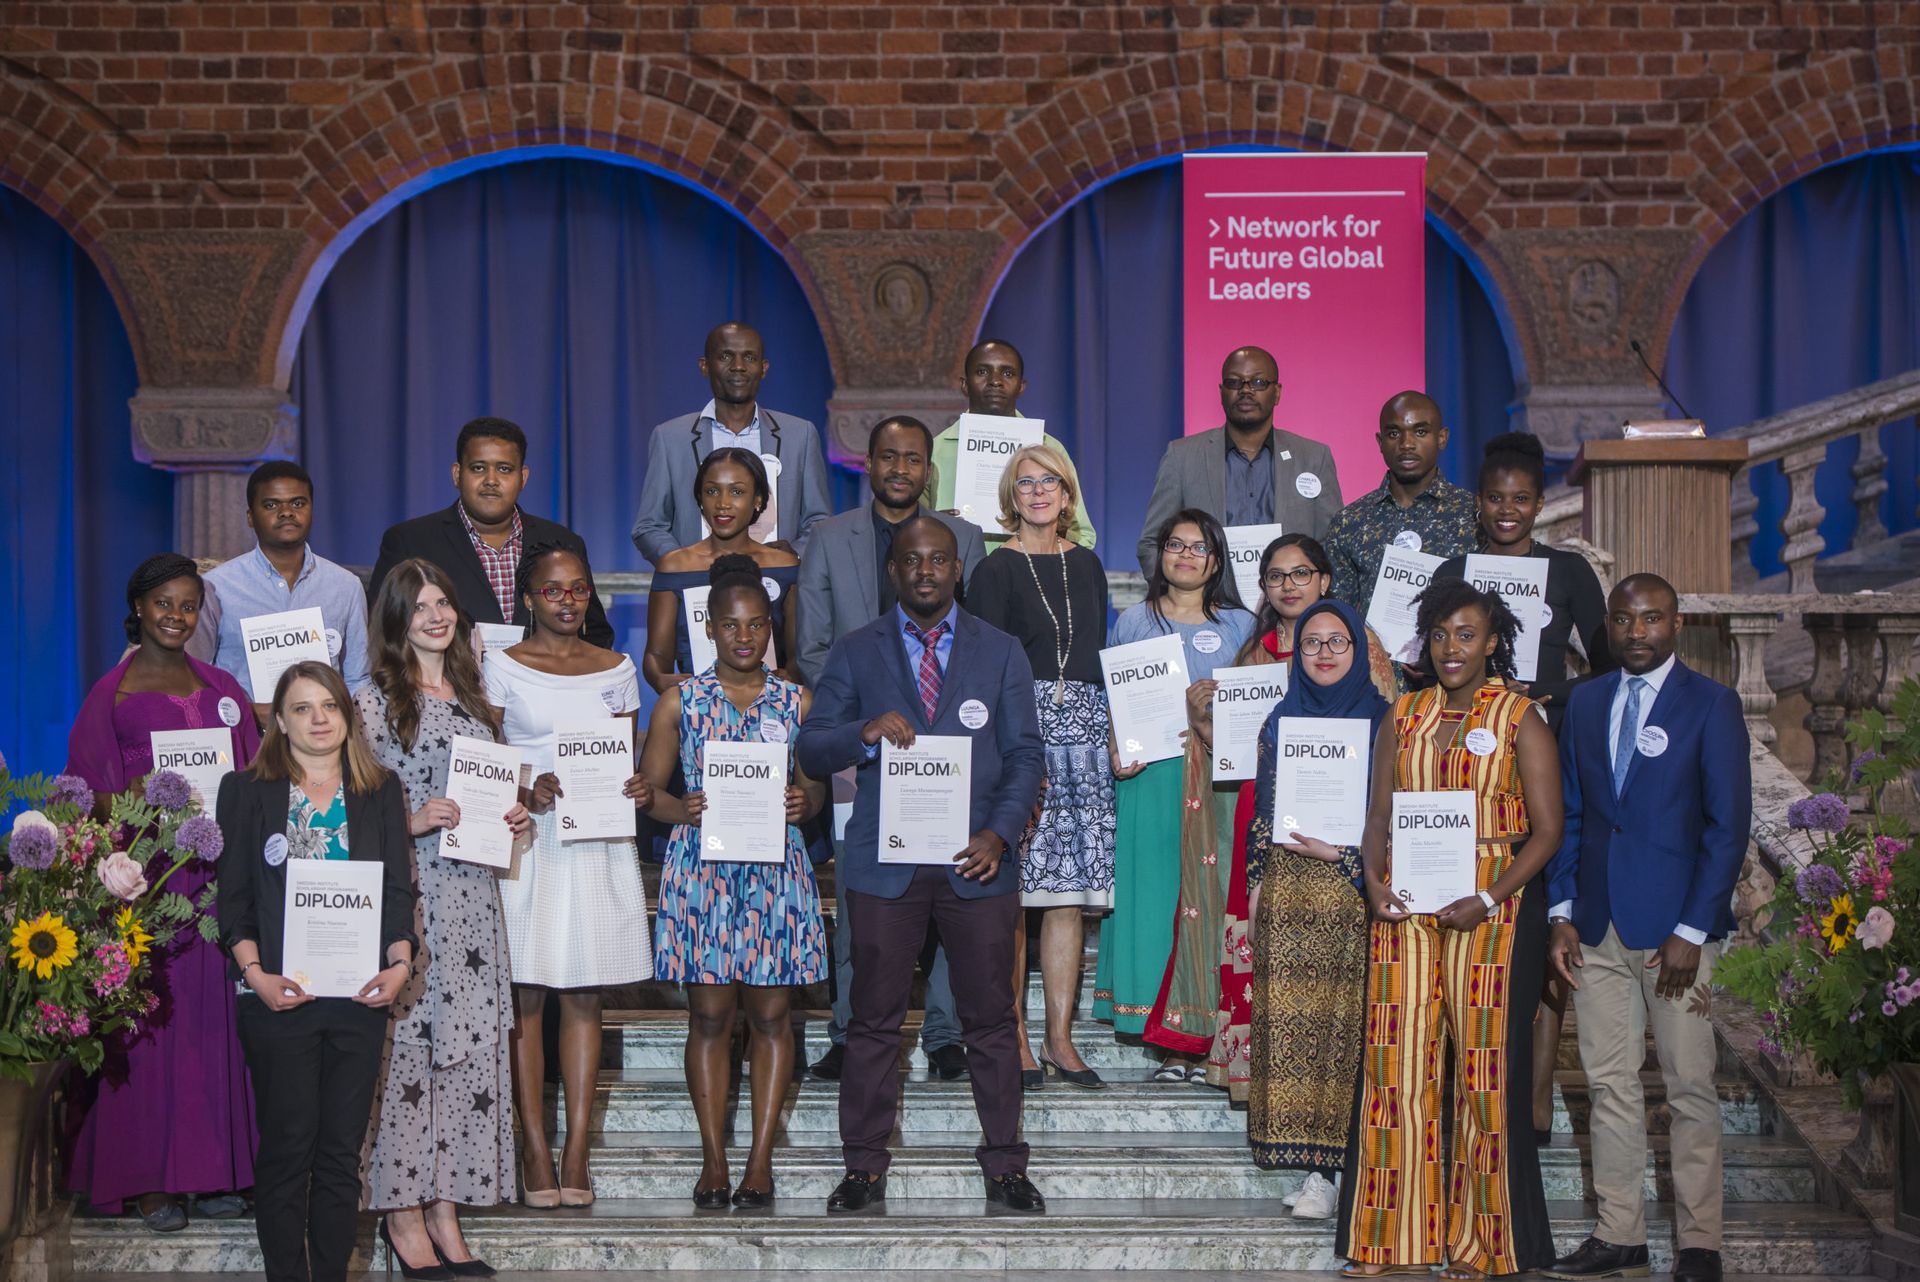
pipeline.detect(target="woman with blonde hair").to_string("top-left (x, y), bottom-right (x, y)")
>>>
top-left (965, 443), bottom-right (1115, 1087)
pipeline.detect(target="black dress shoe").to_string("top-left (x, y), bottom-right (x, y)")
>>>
top-left (825, 1171), bottom-right (886, 1213)
top-left (1672, 1247), bottom-right (1722, 1282)
top-left (928, 1044), bottom-right (970, 1081)
top-left (691, 1183), bottom-right (731, 1210)
top-left (810, 1043), bottom-right (846, 1080)
top-left (1541, 1236), bottom-right (1650, 1279)
top-left (731, 1182), bottom-right (775, 1209)
top-left (984, 1171), bottom-right (1045, 1213)
top-left (1020, 1068), bottom-right (1044, 1090)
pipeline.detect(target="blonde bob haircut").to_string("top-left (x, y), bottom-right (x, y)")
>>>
top-left (995, 442), bottom-right (1080, 537)
top-left (252, 660), bottom-right (390, 795)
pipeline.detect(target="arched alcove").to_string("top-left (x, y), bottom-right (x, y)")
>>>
top-left (0, 185), bottom-right (168, 771)
top-left (1666, 147), bottom-right (1920, 578)
top-left (290, 153), bottom-right (845, 647)
top-left (977, 157), bottom-right (1520, 567)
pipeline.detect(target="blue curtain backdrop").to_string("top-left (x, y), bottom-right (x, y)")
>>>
top-left (0, 187), bottom-right (168, 773)
top-left (292, 155), bottom-right (845, 659)
top-left (976, 160), bottom-right (1519, 568)
top-left (1666, 149), bottom-right (1920, 577)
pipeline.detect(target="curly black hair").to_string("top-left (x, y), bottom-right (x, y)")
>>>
top-left (124, 552), bottom-right (202, 644)
top-left (708, 551), bottom-right (770, 613)
top-left (513, 539), bottom-right (592, 637)
top-left (1477, 430), bottom-right (1546, 492)
top-left (1410, 576), bottom-right (1520, 682)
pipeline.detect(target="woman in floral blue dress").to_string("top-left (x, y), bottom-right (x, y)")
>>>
top-left (639, 554), bottom-right (828, 1210)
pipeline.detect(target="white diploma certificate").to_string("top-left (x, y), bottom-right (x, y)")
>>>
top-left (878, 735), bottom-right (972, 865)
top-left (1388, 790), bottom-right (1479, 914)
top-left (1224, 523), bottom-right (1287, 609)
top-left (438, 735), bottom-right (523, 868)
top-left (282, 858), bottom-right (383, 998)
top-left (149, 728), bottom-right (233, 812)
top-left (1101, 633), bottom-right (1191, 765)
top-left (682, 585), bottom-right (718, 676)
top-left (1365, 545), bottom-right (1445, 665)
top-left (950, 413), bottom-right (1042, 525)
top-left (473, 622), bottom-right (524, 655)
top-left (240, 607), bottom-right (329, 699)
top-left (1210, 664), bottom-right (1289, 782)
top-left (699, 740), bottom-right (787, 864)
top-left (1463, 553), bottom-right (1552, 682)
top-left (1270, 716), bottom-right (1372, 846)
top-left (553, 719), bottom-right (636, 842)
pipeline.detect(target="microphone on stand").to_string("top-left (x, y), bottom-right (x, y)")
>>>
top-left (1628, 339), bottom-right (1696, 421)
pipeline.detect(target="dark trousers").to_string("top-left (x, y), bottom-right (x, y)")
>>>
top-left (237, 995), bottom-right (388, 1282)
top-left (841, 866), bottom-right (1027, 1177)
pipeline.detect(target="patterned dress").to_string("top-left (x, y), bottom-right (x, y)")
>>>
top-left (355, 687), bottom-right (515, 1210)
top-left (1341, 680), bottom-right (1553, 1276)
top-left (653, 672), bottom-right (827, 986)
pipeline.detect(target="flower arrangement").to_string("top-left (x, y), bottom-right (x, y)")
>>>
top-left (0, 763), bottom-right (221, 1080)
top-left (1719, 678), bottom-right (1920, 1102)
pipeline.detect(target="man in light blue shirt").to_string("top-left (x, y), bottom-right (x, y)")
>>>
top-left (188, 461), bottom-right (371, 710)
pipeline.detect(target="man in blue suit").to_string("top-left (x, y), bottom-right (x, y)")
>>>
top-left (797, 515), bottom-right (1046, 1215)
top-left (1544, 574), bottom-right (1751, 1282)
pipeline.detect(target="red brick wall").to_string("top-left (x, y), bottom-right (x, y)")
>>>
top-left (1, 3), bottom-right (1912, 423)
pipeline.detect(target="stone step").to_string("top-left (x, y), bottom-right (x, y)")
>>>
top-left (527, 1132), bottom-right (1813, 1203)
top-left (66, 1199), bottom-right (1876, 1275)
top-left (549, 1069), bottom-right (1766, 1138)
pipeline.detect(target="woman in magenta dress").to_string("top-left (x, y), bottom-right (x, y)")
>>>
top-left (63, 553), bottom-right (262, 1232)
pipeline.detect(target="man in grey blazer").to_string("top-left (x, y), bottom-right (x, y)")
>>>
top-left (629, 321), bottom-right (834, 563)
top-left (795, 414), bottom-right (985, 1083)
top-left (1134, 345), bottom-right (1344, 575)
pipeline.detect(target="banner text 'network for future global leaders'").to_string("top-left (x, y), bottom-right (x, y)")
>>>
top-left (1203, 213), bottom-right (1391, 300)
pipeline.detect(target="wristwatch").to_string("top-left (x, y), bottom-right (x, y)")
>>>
top-left (1477, 889), bottom-right (1498, 912)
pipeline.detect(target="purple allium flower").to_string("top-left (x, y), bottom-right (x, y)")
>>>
top-left (1902, 967), bottom-right (1913, 985)
top-left (143, 770), bottom-right (192, 811)
top-left (1756, 1036), bottom-right (1781, 1057)
top-left (1850, 751), bottom-right (1885, 784)
top-left (7, 823), bottom-right (57, 871)
top-left (1787, 793), bottom-right (1850, 833)
top-left (46, 773), bottom-right (94, 815)
top-left (1794, 863), bottom-right (1846, 904)
top-left (1885, 1001), bottom-right (1900, 1018)
top-left (174, 815), bottom-right (223, 862)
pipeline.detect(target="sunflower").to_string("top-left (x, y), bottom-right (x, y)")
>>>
top-left (9, 913), bottom-right (78, 980)
top-left (114, 908), bottom-right (153, 971)
top-left (1820, 893), bottom-right (1859, 952)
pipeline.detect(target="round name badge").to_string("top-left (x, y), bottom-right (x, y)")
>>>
top-left (759, 452), bottom-right (783, 480)
top-left (599, 687), bottom-right (625, 713)
top-left (1192, 629), bottom-right (1223, 655)
top-left (958, 699), bottom-right (990, 730)
top-left (217, 696), bottom-right (242, 727)
top-left (324, 627), bottom-right (344, 658)
top-left (762, 576), bottom-right (783, 602)
top-left (1636, 725), bottom-right (1670, 758)
top-left (761, 721), bottom-right (789, 744)
top-left (1295, 471), bottom-right (1322, 499)
top-left (1465, 728), bottom-right (1498, 757)
top-left (1392, 530), bottom-right (1424, 552)
top-left (263, 834), bottom-right (288, 867)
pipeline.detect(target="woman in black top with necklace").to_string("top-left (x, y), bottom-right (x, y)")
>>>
top-left (1433, 429), bottom-right (1615, 1145)
top-left (967, 443), bottom-right (1115, 1090)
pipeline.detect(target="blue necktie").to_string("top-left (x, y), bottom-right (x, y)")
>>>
top-left (1613, 675), bottom-right (1646, 796)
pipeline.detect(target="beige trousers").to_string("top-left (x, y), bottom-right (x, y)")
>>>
top-left (1572, 926), bottom-right (1723, 1251)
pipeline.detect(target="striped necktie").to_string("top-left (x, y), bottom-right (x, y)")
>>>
top-left (905, 620), bottom-right (949, 721)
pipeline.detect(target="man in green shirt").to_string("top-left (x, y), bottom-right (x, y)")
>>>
top-left (926, 338), bottom-right (1099, 550)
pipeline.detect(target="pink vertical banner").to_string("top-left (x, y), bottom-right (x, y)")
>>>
top-left (1183, 153), bottom-right (1427, 497)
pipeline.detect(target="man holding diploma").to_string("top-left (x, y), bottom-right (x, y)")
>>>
top-left (797, 516), bottom-right (1045, 1215)
top-left (1343, 579), bottom-right (1562, 1279)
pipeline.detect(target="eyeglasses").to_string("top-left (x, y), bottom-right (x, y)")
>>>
top-left (1263, 566), bottom-right (1320, 588)
top-left (1014, 474), bottom-right (1063, 494)
top-left (535, 584), bottom-right (592, 602)
top-left (1220, 376), bottom-right (1276, 394)
top-left (1299, 634), bottom-right (1352, 656)
top-left (1162, 538), bottom-right (1212, 559)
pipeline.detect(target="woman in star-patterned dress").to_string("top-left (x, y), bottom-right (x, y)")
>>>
top-left (355, 559), bottom-right (531, 1276)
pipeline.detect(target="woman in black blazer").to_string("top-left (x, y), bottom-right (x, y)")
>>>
top-left (216, 661), bottom-right (417, 1282)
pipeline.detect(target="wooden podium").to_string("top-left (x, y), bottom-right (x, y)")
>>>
top-left (1569, 438), bottom-right (1750, 592)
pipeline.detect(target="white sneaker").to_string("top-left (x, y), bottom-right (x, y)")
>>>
top-left (1291, 1171), bottom-right (1339, 1219)
top-left (1281, 1184), bottom-right (1301, 1209)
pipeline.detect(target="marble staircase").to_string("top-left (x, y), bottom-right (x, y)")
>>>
top-left (68, 926), bottom-right (1883, 1275)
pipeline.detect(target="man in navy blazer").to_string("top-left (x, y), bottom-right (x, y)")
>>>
top-left (797, 515), bottom-right (1046, 1215)
top-left (1544, 574), bottom-right (1750, 1282)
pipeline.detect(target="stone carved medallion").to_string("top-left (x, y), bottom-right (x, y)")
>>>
top-left (870, 263), bottom-right (930, 325)
top-left (1566, 258), bottom-right (1621, 341)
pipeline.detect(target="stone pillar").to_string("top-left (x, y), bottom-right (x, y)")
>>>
top-left (130, 387), bottom-right (298, 561)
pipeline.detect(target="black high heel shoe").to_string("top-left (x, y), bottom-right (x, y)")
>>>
top-left (379, 1219), bottom-right (453, 1281)
top-left (426, 1233), bottom-right (497, 1278)
top-left (1039, 1051), bottom-right (1107, 1090)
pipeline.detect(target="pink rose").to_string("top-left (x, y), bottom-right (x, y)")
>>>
top-left (96, 851), bottom-right (146, 902)
top-left (1858, 906), bottom-right (1895, 951)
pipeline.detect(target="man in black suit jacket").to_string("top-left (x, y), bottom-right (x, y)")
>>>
top-left (367, 417), bottom-right (615, 648)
